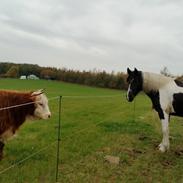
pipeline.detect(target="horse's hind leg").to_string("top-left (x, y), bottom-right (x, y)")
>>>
top-left (159, 112), bottom-right (170, 152)
top-left (0, 141), bottom-right (5, 160)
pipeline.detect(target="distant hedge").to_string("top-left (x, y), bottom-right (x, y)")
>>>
top-left (0, 62), bottom-right (128, 90)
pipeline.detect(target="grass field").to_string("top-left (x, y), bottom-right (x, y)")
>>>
top-left (0, 79), bottom-right (183, 182)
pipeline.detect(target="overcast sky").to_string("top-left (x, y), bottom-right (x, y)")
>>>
top-left (0, 0), bottom-right (183, 75)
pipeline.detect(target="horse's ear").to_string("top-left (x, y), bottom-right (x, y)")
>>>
top-left (134, 68), bottom-right (138, 74)
top-left (127, 68), bottom-right (132, 74)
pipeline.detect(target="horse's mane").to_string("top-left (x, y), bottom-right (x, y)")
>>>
top-left (142, 72), bottom-right (174, 92)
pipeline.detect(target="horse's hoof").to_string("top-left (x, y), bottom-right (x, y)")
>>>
top-left (158, 143), bottom-right (169, 153)
top-left (159, 143), bottom-right (166, 153)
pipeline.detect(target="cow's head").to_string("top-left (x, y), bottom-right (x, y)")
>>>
top-left (31, 89), bottom-right (51, 120)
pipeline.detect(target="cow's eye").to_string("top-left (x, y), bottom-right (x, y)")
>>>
top-left (39, 103), bottom-right (43, 106)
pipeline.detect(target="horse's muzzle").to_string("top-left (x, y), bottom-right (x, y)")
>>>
top-left (127, 92), bottom-right (134, 102)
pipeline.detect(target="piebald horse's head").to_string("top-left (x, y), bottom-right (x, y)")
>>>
top-left (126, 68), bottom-right (143, 102)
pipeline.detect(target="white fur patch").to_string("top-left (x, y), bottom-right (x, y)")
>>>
top-left (33, 93), bottom-right (51, 120)
top-left (143, 72), bottom-right (174, 92)
top-left (127, 83), bottom-right (132, 101)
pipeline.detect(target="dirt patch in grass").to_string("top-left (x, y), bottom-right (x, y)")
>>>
top-left (174, 149), bottom-right (183, 157)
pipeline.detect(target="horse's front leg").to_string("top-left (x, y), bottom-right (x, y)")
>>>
top-left (159, 112), bottom-right (170, 153)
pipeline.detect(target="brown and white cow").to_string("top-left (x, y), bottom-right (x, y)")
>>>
top-left (0, 89), bottom-right (51, 159)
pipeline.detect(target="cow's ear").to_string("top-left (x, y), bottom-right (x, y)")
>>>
top-left (127, 68), bottom-right (132, 74)
top-left (31, 89), bottom-right (44, 96)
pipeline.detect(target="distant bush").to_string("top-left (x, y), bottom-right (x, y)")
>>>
top-left (0, 62), bottom-right (128, 90)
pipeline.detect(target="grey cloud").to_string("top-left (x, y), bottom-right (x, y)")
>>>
top-left (0, 0), bottom-right (183, 75)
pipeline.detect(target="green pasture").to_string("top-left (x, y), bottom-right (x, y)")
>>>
top-left (0, 79), bottom-right (183, 183)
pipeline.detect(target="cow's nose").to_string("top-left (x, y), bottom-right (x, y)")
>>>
top-left (48, 113), bottom-right (51, 118)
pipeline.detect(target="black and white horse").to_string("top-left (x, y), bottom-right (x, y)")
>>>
top-left (126, 68), bottom-right (183, 152)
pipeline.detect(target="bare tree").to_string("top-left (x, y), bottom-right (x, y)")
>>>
top-left (160, 66), bottom-right (172, 77)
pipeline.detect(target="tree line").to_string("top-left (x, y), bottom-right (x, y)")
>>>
top-left (0, 62), bottom-right (128, 90)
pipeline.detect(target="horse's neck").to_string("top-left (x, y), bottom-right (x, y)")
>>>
top-left (142, 72), bottom-right (173, 93)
